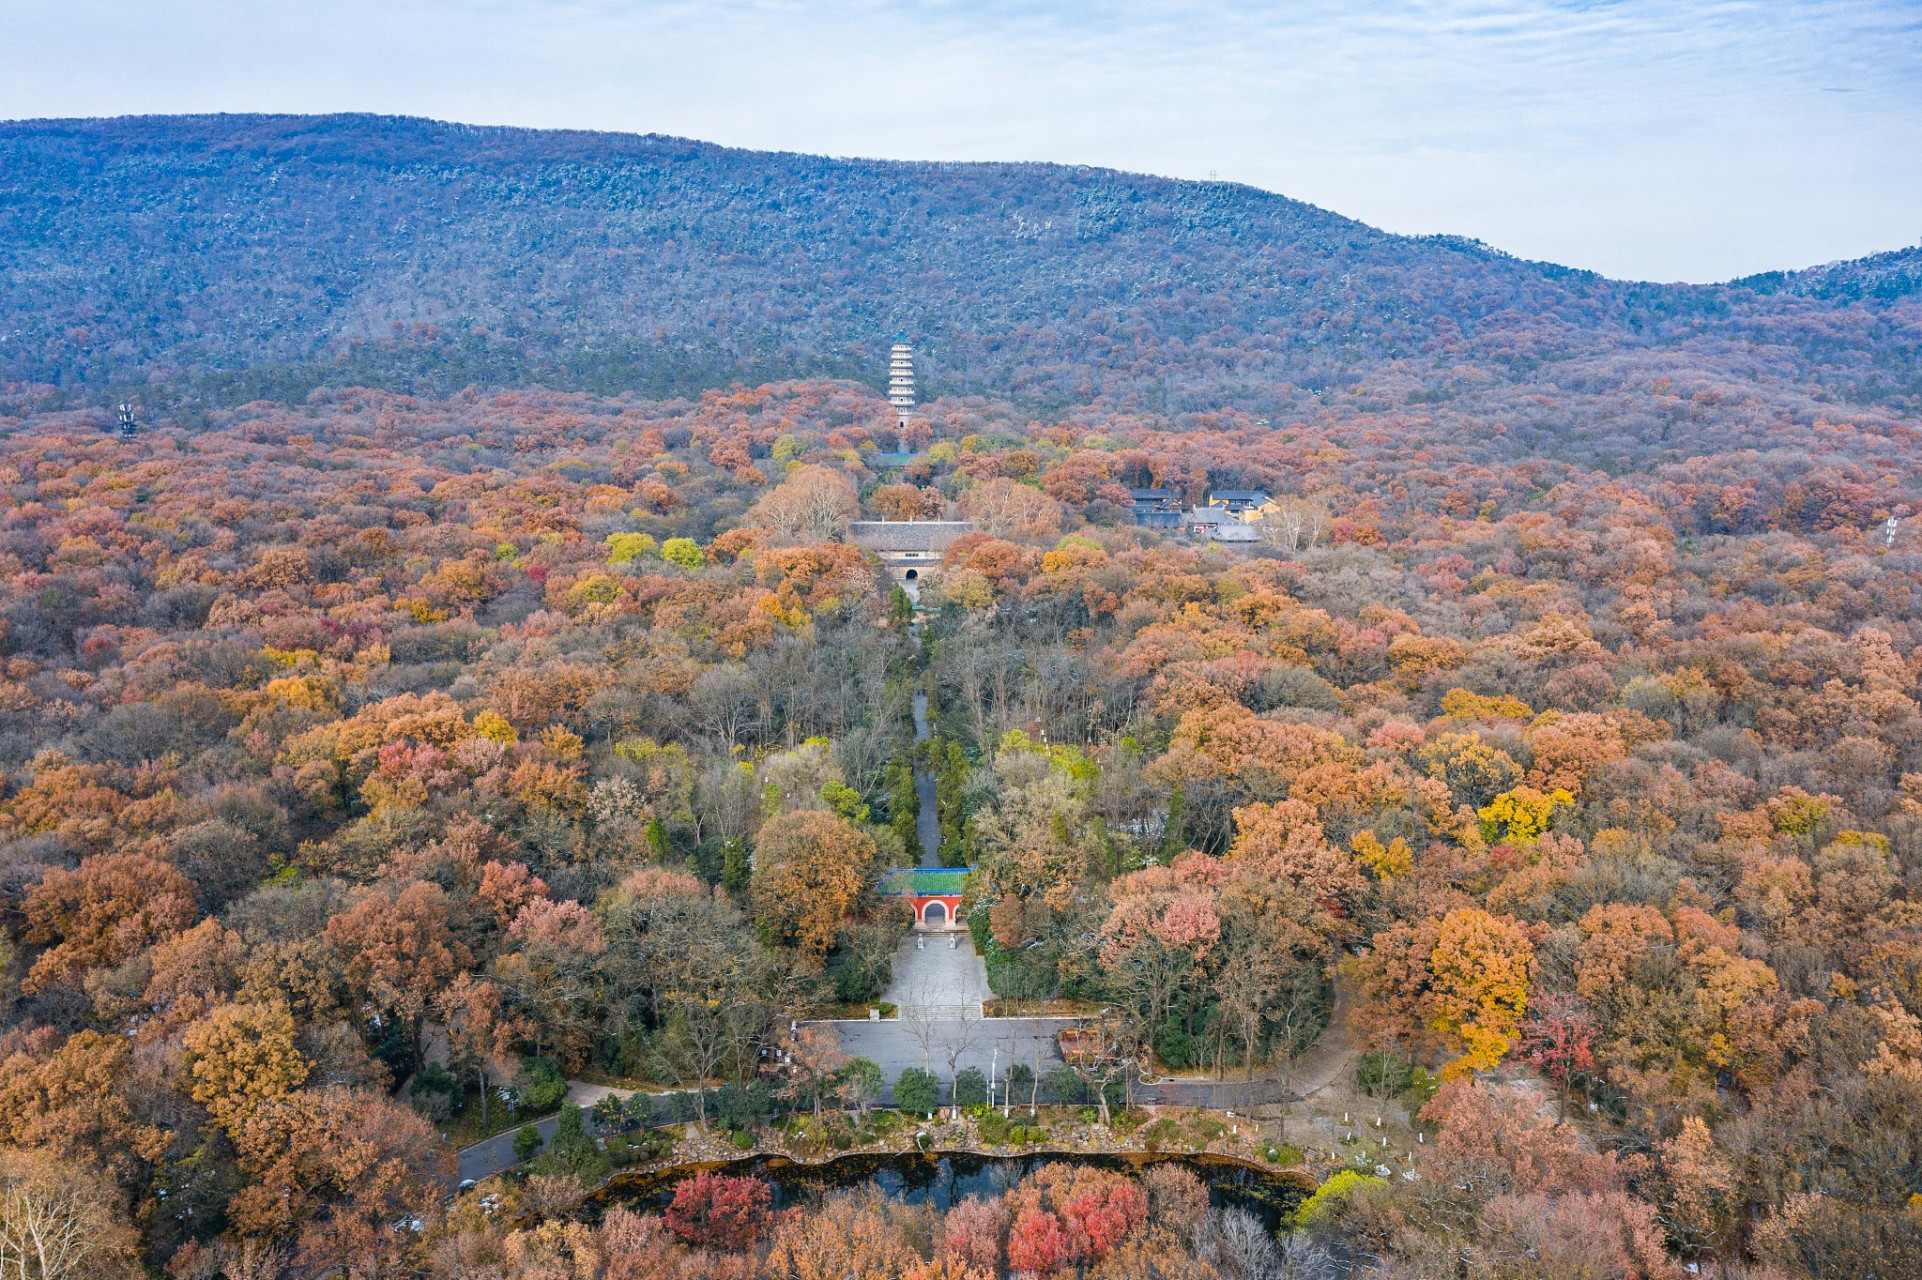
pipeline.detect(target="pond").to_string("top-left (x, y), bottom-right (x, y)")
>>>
top-left (599, 1150), bottom-right (1318, 1231)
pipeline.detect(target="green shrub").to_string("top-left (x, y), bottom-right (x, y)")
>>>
top-left (1263, 1142), bottom-right (1303, 1166)
top-left (1356, 1052), bottom-right (1415, 1099)
top-left (1140, 1117), bottom-right (1184, 1150)
top-left (530, 1104), bottom-right (610, 1181)
top-left (1040, 1065), bottom-right (1084, 1105)
top-left (513, 1059), bottom-right (568, 1113)
top-left (513, 1124), bottom-right (543, 1162)
top-left (660, 537), bottom-right (705, 568)
top-left (410, 1060), bottom-right (458, 1123)
top-left (622, 1092), bottom-right (661, 1128)
top-left (1155, 1024), bottom-right (1199, 1071)
top-left (895, 1067), bottom-right (940, 1117)
top-left (604, 532), bottom-right (658, 565)
top-left (590, 1093), bottom-right (627, 1130)
top-left (732, 1129), bottom-right (756, 1150)
top-left (953, 1067), bottom-right (988, 1108)
top-left (1294, 1169), bottom-right (1387, 1230)
top-left (1401, 1066), bottom-right (1440, 1114)
top-left (605, 1130), bottom-right (670, 1166)
top-left (1008, 1063), bottom-right (1035, 1103)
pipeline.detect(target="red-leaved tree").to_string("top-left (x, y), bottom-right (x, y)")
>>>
top-left (664, 1171), bottom-right (772, 1251)
top-left (1520, 993), bottom-right (1597, 1120)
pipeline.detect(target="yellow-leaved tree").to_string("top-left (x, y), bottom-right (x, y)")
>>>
top-left (1427, 908), bottom-right (1535, 1079)
top-left (181, 1000), bottom-right (309, 1134)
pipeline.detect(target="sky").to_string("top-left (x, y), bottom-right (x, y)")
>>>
top-left (4, 0), bottom-right (1920, 283)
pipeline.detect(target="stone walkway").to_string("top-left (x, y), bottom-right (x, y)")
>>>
top-left (911, 691), bottom-right (941, 867)
top-left (884, 929), bottom-right (992, 1015)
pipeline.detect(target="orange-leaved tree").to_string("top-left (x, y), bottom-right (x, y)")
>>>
top-left (748, 809), bottom-right (877, 967)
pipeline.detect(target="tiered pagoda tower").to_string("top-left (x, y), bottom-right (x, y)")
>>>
top-left (887, 338), bottom-right (916, 423)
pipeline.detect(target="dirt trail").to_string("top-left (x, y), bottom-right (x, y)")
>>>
top-left (1280, 975), bottom-right (1358, 1099)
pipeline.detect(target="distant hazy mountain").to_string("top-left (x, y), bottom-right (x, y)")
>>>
top-left (1, 113), bottom-right (1916, 425)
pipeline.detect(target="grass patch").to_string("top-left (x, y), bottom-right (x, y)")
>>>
top-left (812, 1001), bottom-right (898, 1020)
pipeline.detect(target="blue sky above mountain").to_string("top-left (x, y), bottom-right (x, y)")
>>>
top-left (3, 1), bottom-right (1919, 283)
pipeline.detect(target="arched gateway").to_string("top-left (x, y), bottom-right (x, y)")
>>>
top-left (877, 866), bottom-right (969, 931)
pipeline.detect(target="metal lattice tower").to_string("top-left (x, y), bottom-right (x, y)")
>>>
top-left (887, 339), bottom-right (916, 422)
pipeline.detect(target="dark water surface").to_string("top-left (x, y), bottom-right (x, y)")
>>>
top-left (599, 1150), bottom-right (1316, 1230)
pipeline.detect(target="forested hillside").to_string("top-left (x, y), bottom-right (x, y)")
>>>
top-left (0, 375), bottom-right (1915, 1275)
top-left (5, 110), bottom-right (1922, 1279)
top-left (2, 113), bottom-right (1919, 458)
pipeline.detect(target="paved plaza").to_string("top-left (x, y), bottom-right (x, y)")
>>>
top-left (886, 927), bottom-right (994, 1016)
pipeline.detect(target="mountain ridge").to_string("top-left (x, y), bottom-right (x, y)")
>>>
top-left (1, 112), bottom-right (1917, 427)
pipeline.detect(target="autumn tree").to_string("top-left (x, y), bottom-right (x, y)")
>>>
top-left (761, 1189), bottom-right (923, 1280)
top-left (326, 880), bottom-right (473, 1069)
top-left (0, 1030), bottom-right (165, 1181)
top-left (1426, 908), bottom-right (1535, 1078)
top-left (435, 973), bottom-right (526, 1130)
top-left (1356, 908), bottom-right (1533, 1079)
top-left (21, 854), bottom-right (196, 993)
top-left (492, 896), bottom-right (605, 1066)
top-left (747, 465), bottom-right (859, 545)
top-left (181, 1000), bottom-right (310, 1134)
top-left (1004, 1164), bottom-right (1148, 1276)
top-left (664, 1171), bottom-right (772, 1251)
top-left (1519, 994), bottom-right (1597, 1121)
top-left (0, 1147), bottom-right (140, 1280)
top-left (223, 1086), bottom-right (446, 1273)
top-left (749, 809), bottom-right (878, 965)
top-left (1099, 855), bottom-right (1221, 1074)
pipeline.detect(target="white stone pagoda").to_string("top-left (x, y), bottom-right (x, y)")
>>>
top-left (887, 338), bottom-right (916, 423)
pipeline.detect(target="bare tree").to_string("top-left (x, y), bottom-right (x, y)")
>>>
top-left (692, 665), bottom-right (759, 752)
top-left (745, 465), bottom-right (858, 544)
top-left (901, 977), bottom-right (940, 1072)
top-left (1068, 1018), bottom-right (1135, 1127)
top-left (938, 1006), bottom-right (983, 1120)
top-left (1257, 496), bottom-right (1330, 555)
top-left (0, 1149), bottom-right (139, 1280)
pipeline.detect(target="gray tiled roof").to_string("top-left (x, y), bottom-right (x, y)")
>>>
top-left (848, 521), bottom-right (975, 552)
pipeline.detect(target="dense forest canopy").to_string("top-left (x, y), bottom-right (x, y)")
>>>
top-left (0, 371), bottom-right (1914, 1275)
top-left (2, 113), bottom-right (1920, 451)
